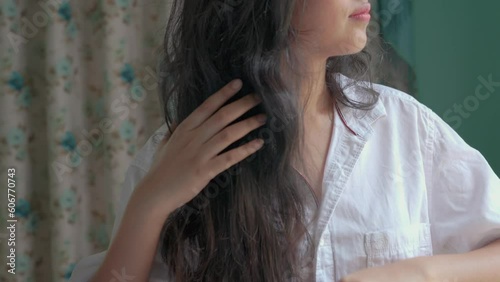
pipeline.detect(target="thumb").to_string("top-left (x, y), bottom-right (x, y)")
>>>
top-left (157, 121), bottom-right (178, 147)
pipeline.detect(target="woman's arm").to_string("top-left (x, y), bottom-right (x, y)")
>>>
top-left (90, 185), bottom-right (175, 282)
top-left (419, 238), bottom-right (500, 281)
top-left (339, 239), bottom-right (500, 282)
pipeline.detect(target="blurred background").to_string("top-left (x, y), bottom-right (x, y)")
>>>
top-left (0, 0), bottom-right (498, 281)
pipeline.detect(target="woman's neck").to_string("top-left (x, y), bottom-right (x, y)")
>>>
top-left (299, 59), bottom-right (334, 119)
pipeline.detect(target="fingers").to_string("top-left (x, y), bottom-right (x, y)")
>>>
top-left (209, 138), bottom-right (265, 173)
top-left (180, 79), bottom-right (243, 131)
top-left (203, 113), bottom-right (267, 158)
top-left (198, 93), bottom-right (262, 143)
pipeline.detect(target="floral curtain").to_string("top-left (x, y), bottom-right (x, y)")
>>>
top-left (0, 1), bottom-right (168, 281)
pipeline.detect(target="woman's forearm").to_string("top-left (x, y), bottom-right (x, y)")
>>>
top-left (420, 238), bottom-right (500, 282)
top-left (90, 187), bottom-right (172, 282)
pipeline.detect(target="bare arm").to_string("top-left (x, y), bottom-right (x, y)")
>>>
top-left (420, 238), bottom-right (500, 282)
top-left (90, 186), bottom-right (175, 282)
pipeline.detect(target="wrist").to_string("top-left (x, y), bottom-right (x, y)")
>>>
top-left (129, 182), bottom-right (177, 222)
top-left (408, 255), bottom-right (444, 282)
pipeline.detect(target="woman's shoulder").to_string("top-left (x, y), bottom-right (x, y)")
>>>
top-left (373, 83), bottom-right (429, 115)
top-left (336, 73), bottom-right (440, 138)
top-left (368, 81), bottom-right (450, 140)
top-left (336, 73), bottom-right (434, 120)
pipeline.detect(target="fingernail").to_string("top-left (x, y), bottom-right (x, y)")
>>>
top-left (254, 94), bottom-right (262, 102)
top-left (256, 139), bottom-right (265, 147)
top-left (231, 79), bottom-right (242, 90)
top-left (257, 114), bottom-right (268, 123)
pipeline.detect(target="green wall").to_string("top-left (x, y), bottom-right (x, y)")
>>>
top-left (413, 1), bottom-right (500, 175)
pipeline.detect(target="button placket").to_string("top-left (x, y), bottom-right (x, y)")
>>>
top-left (318, 229), bottom-right (331, 247)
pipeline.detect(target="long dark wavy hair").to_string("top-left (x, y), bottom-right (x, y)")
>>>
top-left (158, 0), bottom-right (381, 281)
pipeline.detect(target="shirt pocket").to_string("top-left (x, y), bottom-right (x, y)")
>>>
top-left (363, 222), bottom-right (433, 268)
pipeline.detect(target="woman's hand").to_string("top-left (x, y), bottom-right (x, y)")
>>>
top-left (339, 257), bottom-right (433, 282)
top-left (132, 79), bottom-right (267, 220)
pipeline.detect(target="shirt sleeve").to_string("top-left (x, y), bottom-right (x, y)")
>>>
top-left (425, 108), bottom-right (500, 254)
top-left (69, 162), bottom-right (173, 282)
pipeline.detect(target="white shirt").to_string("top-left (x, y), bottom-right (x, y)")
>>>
top-left (70, 73), bottom-right (500, 282)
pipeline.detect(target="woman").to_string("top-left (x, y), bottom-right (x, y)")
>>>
top-left (71, 0), bottom-right (500, 281)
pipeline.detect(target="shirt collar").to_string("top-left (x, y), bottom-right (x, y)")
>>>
top-left (333, 73), bottom-right (387, 140)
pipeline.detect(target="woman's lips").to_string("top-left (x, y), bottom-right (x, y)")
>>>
top-left (349, 13), bottom-right (371, 21)
top-left (349, 3), bottom-right (371, 21)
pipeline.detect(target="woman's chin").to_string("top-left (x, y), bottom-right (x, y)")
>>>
top-left (330, 42), bottom-right (367, 57)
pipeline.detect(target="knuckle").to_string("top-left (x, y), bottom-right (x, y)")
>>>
top-left (224, 153), bottom-right (235, 164)
top-left (219, 130), bottom-right (231, 142)
top-left (214, 111), bottom-right (229, 124)
top-left (200, 100), bottom-right (214, 112)
top-left (206, 168), bottom-right (218, 179)
top-left (193, 165), bottom-right (205, 179)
